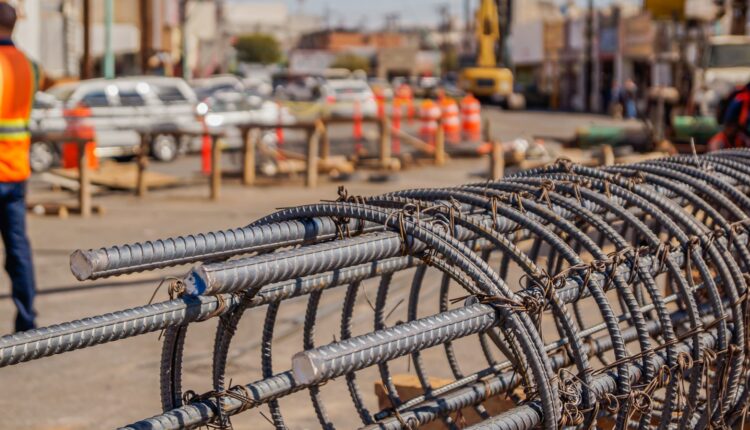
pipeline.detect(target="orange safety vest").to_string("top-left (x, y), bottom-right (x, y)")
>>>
top-left (0, 42), bottom-right (37, 182)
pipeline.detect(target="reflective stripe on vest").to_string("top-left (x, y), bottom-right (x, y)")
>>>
top-left (0, 118), bottom-right (30, 140)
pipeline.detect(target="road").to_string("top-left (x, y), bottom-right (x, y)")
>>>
top-left (0, 110), bottom-right (629, 429)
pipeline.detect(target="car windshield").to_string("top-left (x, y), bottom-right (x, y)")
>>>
top-left (47, 84), bottom-right (77, 102)
top-left (708, 44), bottom-right (750, 68)
top-left (119, 89), bottom-right (146, 106)
top-left (81, 90), bottom-right (110, 107)
top-left (209, 94), bottom-right (253, 112)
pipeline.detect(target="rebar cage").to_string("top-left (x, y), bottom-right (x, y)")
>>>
top-left (5, 150), bottom-right (750, 429)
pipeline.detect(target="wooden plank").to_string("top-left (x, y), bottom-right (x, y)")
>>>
top-left (136, 133), bottom-right (150, 197)
top-left (392, 128), bottom-right (434, 154)
top-left (374, 374), bottom-right (524, 429)
top-left (78, 142), bottom-right (91, 218)
top-left (490, 141), bottom-right (505, 180)
top-left (434, 121), bottom-right (446, 166)
top-left (51, 164), bottom-right (180, 190)
top-left (599, 145), bottom-right (615, 166)
top-left (320, 123), bottom-right (330, 161)
top-left (379, 116), bottom-right (392, 169)
top-left (306, 121), bottom-right (322, 188)
top-left (242, 128), bottom-right (257, 186)
top-left (210, 136), bottom-right (222, 200)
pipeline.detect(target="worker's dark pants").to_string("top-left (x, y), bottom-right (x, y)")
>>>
top-left (0, 181), bottom-right (35, 332)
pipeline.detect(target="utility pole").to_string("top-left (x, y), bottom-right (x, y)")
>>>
top-left (139, 0), bottom-right (151, 74)
top-left (465, 0), bottom-right (471, 42)
top-left (104, 0), bottom-right (115, 79)
top-left (584, 0), bottom-right (593, 111)
top-left (216, 0), bottom-right (226, 74)
top-left (438, 4), bottom-right (451, 72)
top-left (81, 0), bottom-right (92, 79)
top-left (180, 0), bottom-right (190, 80)
top-left (731, 0), bottom-right (747, 35)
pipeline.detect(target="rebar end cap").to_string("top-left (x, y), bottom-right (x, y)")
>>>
top-left (292, 351), bottom-right (319, 385)
top-left (70, 249), bottom-right (97, 281)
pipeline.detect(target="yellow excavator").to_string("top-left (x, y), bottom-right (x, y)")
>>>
top-left (459, 0), bottom-right (525, 109)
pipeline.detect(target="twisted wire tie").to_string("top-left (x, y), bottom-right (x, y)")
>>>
top-left (383, 203), bottom-right (420, 257)
top-left (148, 276), bottom-right (186, 305)
top-left (554, 157), bottom-right (575, 173)
top-left (537, 179), bottom-right (555, 209)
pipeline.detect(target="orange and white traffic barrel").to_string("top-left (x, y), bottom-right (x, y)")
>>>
top-left (62, 104), bottom-right (98, 169)
top-left (418, 99), bottom-right (441, 146)
top-left (460, 94), bottom-right (482, 142)
top-left (396, 84), bottom-right (414, 122)
top-left (440, 97), bottom-right (461, 144)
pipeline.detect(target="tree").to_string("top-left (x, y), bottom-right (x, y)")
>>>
top-left (235, 33), bottom-right (281, 64)
top-left (331, 53), bottom-right (371, 74)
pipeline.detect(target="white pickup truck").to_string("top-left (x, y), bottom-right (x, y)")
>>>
top-left (693, 35), bottom-right (750, 117)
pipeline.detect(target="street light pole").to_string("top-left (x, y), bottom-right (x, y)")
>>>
top-left (180, 0), bottom-right (190, 80)
top-left (104, 0), bottom-right (115, 79)
top-left (584, 0), bottom-right (593, 112)
top-left (81, 0), bottom-right (92, 79)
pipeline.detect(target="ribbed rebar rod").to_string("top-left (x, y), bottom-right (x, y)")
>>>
top-left (0, 294), bottom-right (241, 367)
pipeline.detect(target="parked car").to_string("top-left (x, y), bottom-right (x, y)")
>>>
top-left (319, 79), bottom-right (378, 118)
top-left (184, 91), bottom-right (292, 173)
top-left (191, 75), bottom-right (245, 100)
top-left (29, 92), bottom-right (64, 172)
top-left (38, 77), bottom-right (198, 165)
top-left (367, 77), bottom-right (394, 99)
top-left (273, 74), bottom-right (322, 102)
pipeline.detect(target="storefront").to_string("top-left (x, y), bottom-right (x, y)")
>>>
top-left (622, 12), bottom-right (656, 91)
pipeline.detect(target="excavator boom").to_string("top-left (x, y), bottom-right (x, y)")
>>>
top-left (476, 0), bottom-right (500, 67)
top-left (459, 0), bottom-right (523, 109)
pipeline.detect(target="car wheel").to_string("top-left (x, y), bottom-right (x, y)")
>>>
top-left (30, 141), bottom-right (57, 172)
top-left (151, 134), bottom-right (179, 162)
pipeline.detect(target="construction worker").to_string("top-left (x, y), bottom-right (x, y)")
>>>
top-left (0, 3), bottom-right (40, 332)
top-left (709, 82), bottom-right (750, 151)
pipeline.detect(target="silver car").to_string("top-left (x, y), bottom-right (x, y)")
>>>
top-left (33, 77), bottom-right (197, 169)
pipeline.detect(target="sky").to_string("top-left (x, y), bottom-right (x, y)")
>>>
top-left (236, 0), bottom-right (466, 28)
top-left (236, 0), bottom-right (631, 29)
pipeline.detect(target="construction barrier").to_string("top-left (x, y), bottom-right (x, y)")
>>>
top-left (418, 99), bottom-right (441, 146)
top-left (460, 93), bottom-right (482, 142)
top-left (440, 97), bottom-right (461, 144)
top-left (395, 83), bottom-right (414, 122)
top-left (62, 105), bottom-right (98, 170)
